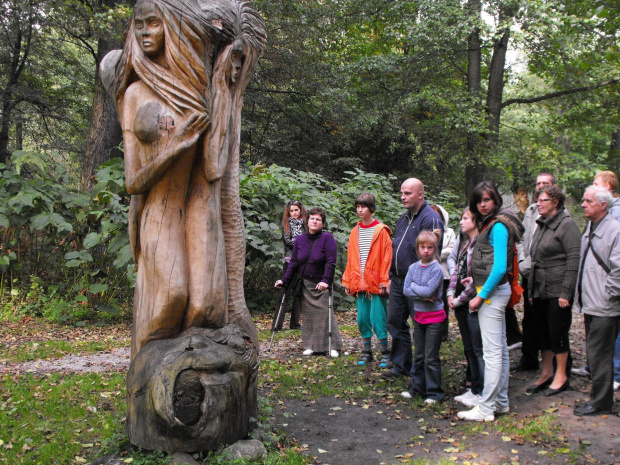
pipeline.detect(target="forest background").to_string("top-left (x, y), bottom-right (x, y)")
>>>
top-left (0, 0), bottom-right (618, 321)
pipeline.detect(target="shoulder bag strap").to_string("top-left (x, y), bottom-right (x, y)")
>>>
top-left (299, 237), bottom-right (320, 276)
top-left (589, 239), bottom-right (611, 274)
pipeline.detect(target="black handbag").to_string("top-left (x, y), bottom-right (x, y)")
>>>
top-left (287, 273), bottom-right (304, 298)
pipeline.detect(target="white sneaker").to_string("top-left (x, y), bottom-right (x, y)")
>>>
top-left (457, 405), bottom-right (494, 422)
top-left (495, 405), bottom-right (510, 414)
top-left (614, 381), bottom-right (620, 391)
top-left (461, 394), bottom-right (482, 408)
top-left (424, 398), bottom-right (436, 405)
top-left (303, 349), bottom-right (314, 356)
top-left (330, 350), bottom-right (339, 358)
top-left (454, 389), bottom-right (473, 405)
top-left (400, 391), bottom-right (413, 399)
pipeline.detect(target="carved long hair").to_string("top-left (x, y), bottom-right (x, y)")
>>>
top-left (111, 0), bottom-right (219, 117)
top-left (110, 0), bottom-right (265, 119)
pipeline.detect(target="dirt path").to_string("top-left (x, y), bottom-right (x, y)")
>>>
top-left (269, 370), bottom-right (620, 465)
top-left (264, 314), bottom-right (620, 465)
top-left (0, 347), bottom-right (131, 374)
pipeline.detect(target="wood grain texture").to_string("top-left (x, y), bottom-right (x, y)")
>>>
top-left (101, 0), bottom-right (265, 451)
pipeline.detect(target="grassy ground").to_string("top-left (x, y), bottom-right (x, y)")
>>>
top-left (0, 310), bottom-right (612, 464)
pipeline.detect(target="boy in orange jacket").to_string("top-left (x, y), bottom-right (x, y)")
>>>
top-left (342, 193), bottom-right (393, 367)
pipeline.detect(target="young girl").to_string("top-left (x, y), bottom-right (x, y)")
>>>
top-left (447, 208), bottom-right (483, 407)
top-left (401, 230), bottom-right (445, 404)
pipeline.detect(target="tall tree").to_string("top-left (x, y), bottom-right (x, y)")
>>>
top-left (81, 0), bottom-right (130, 191)
top-left (0, 0), bottom-right (40, 165)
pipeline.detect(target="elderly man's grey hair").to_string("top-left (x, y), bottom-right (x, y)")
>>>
top-left (585, 185), bottom-right (614, 211)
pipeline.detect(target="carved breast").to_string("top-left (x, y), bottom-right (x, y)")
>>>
top-left (134, 101), bottom-right (175, 144)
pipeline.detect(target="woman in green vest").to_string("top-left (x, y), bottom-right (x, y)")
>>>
top-left (457, 181), bottom-right (522, 422)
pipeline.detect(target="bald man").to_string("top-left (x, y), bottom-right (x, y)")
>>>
top-left (382, 178), bottom-right (444, 379)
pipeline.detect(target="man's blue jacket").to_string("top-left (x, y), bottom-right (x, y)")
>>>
top-left (390, 201), bottom-right (444, 279)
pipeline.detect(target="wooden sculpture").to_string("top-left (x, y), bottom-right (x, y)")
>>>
top-left (100, 0), bottom-right (265, 452)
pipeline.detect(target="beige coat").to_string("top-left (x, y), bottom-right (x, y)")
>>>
top-left (573, 214), bottom-right (620, 317)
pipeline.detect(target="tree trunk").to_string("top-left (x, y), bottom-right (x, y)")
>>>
top-left (465, 0), bottom-right (483, 198)
top-left (486, 26), bottom-right (510, 137)
top-left (15, 117), bottom-right (22, 150)
top-left (81, 36), bottom-right (123, 191)
top-left (608, 127), bottom-right (620, 173)
top-left (0, 97), bottom-right (13, 166)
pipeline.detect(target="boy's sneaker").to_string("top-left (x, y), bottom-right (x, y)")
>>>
top-left (457, 405), bottom-right (494, 422)
top-left (462, 394), bottom-right (482, 408)
top-left (357, 351), bottom-right (373, 366)
top-left (454, 389), bottom-right (473, 405)
top-left (400, 391), bottom-right (413, 399)
top-left (303, 349), bottom-right (314, 356)
top-left (378, 350), bottom-right (391, 369)
top-left (330, 350), bottom-right (339, 358)
top-left (424, 398), bottom-right (437, 405)
top-left (614, 381), bottom-right (620, 391)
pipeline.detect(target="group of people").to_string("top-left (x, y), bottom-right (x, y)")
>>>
top-left (272, 171), bottom-right (620, 420)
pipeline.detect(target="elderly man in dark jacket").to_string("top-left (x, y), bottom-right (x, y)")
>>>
top-left (382, 178), bottom-right (443, 378)
top-left (573, 186), bottom-right (620, 416)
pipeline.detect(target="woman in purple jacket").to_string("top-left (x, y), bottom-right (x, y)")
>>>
top-left (275, 207), bottom-right (343, 357)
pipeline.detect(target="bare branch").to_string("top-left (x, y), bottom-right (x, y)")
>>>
top-left (501, 79), bottom-right (620, 108)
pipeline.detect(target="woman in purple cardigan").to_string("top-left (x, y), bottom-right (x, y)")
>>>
top-left (275, 207), bottom-right (343, 357)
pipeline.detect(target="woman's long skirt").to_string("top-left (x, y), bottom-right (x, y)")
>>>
top-left (301, 279), bottom-right (343, 352)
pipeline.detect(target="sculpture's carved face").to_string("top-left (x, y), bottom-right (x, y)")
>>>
top-left (230, 50), bottom-right (243, 84)
top-left (134, 3), bottom-right (165, 64)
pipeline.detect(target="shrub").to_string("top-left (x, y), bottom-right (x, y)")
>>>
top-left (0, 152), bottom-right (132, 321)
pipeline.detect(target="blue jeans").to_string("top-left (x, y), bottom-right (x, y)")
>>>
top-left (477, 284), bottom-right (511, 415)
top-left (456, 306), bottom-right (484, 395)
top-left (467, 311), bottom-right (485, 394)
top-left (614, 333), bottom-right (620, 383)
top-left (454, 306), bottom-right (484, 395)
top-left (387, 276), bottom-right (414, 376)
top-left (410, 319), bottom-right (444, 401)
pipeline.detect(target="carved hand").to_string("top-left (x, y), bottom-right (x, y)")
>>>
top-left (174, 112), bottom-right (209, 152)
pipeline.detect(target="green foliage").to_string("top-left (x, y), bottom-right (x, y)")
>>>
top-left (0, 152), bottom-right (461, 322)
top-left (240, 162), bottom-right (464, 312)
top-left (0, 152), bottom-right (132, 322)
top-left (240, 163), bottom-right (406, 311)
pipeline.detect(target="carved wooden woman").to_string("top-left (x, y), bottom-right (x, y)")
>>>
top-left (102, 0), bottom-right (266, 359)
top-left (100, 0), bottom-right (265, 451)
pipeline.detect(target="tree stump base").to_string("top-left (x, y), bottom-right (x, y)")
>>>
top-left (126, 325), bottom-right (258, 452)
